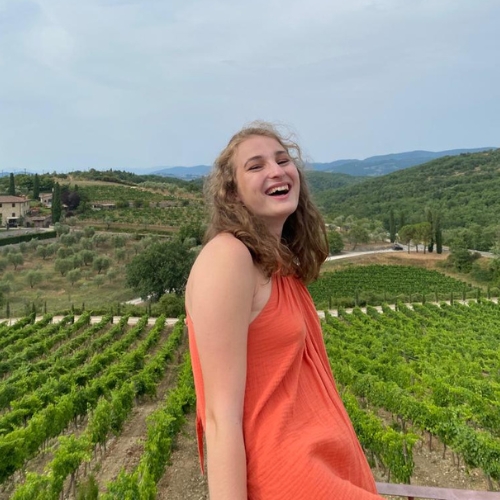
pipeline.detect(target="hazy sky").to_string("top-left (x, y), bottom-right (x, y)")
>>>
top-left (1, 0), bottom-right (499, 173)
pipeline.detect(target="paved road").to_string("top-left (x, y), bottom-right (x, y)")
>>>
top-left (326, 248), bottom-right (396, 261)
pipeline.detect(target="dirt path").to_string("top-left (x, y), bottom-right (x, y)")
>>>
top-left (93, 338), bottom-right (187, 494)
top-left (157, 411), bottom-right (208, 499)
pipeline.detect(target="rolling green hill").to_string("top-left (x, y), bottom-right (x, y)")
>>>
top-left (315, 149), bottom-right (500, 240)
top-left (304, 171), bottom-right (366, 192)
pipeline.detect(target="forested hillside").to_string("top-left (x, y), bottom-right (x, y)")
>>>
top-left (313, 147), bottom-right (495, 176)
top-left (315, 149), bottom-right (500, 237)
top-left (304, 171), bottom-right (366, 192)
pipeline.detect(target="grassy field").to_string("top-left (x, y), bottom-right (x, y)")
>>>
top-left (1, 234), bottom-right (496, 318)
top-left (0, 233), bottom-right (141, 318)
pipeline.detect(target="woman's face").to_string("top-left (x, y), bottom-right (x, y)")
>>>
top-left (232, 135), bottom-right (300, 236)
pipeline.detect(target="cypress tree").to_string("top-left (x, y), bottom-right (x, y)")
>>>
top-left (399, 211), bottom-right (407, 231)
top-left (51, 182), bottom-right (62, 223)
top-left (426, 207), bottom-right (434, 253)
top-left (8, 173), bottom-right (15, 196)
top-left (389, 208), bottom-right (396, 243)
top-left (33, 174), bottom-right (40, 200)
top-left (435, 214), bottom-right (443, 254)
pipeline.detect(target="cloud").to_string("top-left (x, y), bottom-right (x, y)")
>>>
top-left (0, 0), bottom-right (499, 170)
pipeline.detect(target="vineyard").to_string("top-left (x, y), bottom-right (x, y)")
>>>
top-left (0, 314), bottom-right (195, 499)
top-left (73, 183), bottom-right (205, 228)
top-left (1, 299), bottom-right (499, 497)
top-left (308, 265), bottom-right (495, 308)
top-left (323, 299), bottom-right (500, 491)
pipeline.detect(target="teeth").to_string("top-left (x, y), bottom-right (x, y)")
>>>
top-left (267, 185), bottom-right (289, 195)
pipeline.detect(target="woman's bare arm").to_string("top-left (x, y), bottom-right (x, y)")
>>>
top-left (186, 233), bottom-right (256, 500)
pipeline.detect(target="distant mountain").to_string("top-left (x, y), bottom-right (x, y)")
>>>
top-left (314, 148), bottom-right (497, 176)
top-left (151, 165), bottom-right (211, 179)
top-left (315, 148), bottom-right (500, 239)
top-left (150, 148), bottom-right (497, 179)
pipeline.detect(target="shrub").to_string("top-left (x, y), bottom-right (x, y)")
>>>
top-left (158, 294), bottom-right (185, 317)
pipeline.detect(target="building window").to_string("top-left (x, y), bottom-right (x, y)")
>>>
top-left (12, 203), bottom-right (16, 208)
top-left (12, 213), bottom-right (15, 217)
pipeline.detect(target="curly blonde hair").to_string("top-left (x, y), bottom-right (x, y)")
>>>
top-left (204, 122), bottom-right (328, 284)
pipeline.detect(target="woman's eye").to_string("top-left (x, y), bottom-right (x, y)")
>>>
top-left (248, 164), bottom-right (262, 170)
top-left (278, 158), bottom-right (290, 165)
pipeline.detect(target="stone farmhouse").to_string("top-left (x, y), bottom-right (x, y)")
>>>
top-left (39, 192), bottom-right (53, 207)
top-left (0, 195), bottom-right (30, 227)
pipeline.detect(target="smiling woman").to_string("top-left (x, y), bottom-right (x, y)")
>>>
top-left (233, 134), bottom-right (300, 237)
top-left (184, 122), bottom-right (383, 500)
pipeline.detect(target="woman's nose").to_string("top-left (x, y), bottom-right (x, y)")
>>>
top-left (267, 161), bottom-right (284, 177)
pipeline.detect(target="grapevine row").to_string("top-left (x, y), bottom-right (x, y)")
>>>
top-left (10, 316), bottom-right (186, 499)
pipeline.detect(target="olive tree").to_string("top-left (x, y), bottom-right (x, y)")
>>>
top-left (126, 239), bottom-right (195, 300)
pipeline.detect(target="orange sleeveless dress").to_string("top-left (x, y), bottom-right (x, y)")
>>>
top-left (187, 273), bottom-right (382, 499)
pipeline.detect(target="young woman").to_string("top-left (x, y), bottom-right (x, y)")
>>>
top-left (185, 122), bottom-right (382, 499)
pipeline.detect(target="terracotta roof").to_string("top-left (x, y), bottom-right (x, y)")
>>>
top-left (0, 196), bottom-right (29, 203)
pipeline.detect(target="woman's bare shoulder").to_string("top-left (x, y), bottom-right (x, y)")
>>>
top-left (191, 233), bottom-right (253, 274)
top-left (186, 233), bottom-right (256, 312)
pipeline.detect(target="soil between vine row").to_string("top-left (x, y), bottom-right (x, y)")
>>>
top-left (157, 411), bottom-right (492, 499)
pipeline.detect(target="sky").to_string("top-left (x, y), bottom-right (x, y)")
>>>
top-left (1, 0), bottom-right (499, 173)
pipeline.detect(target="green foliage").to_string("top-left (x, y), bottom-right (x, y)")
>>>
top-left (8, 173), bottom-right (15, 196)
top-left (52, 182), bottom-right (62, 223)
top-left (54, 222), bottom-right (70, 237)
top-left (103, 329), bottom-right (194, 499)
top-left (347, 224), bottom-right (370, 250)
top-left (309, 265), bottom-right (477, 308)
top-left (305, 171), bottom-right (366, 193)
top-left (470, 260), bottom-right (496, 283)
top-left (398, 224), bottom-right (415, 248)
top-left (112, 235), bottom-right (127, 248)
top-left (57, 246), bottom-right (74, 259)
top-left (317, 149), bottom-right (500, 250)
top-left (177, 221), bottom-right (204, 246)
top-left (8, 252), bottom-right (23, 270)
top-left (343, 391), bottom-right (418, 483)
top-left (126, 239), bottom-right (195, 299)
top-left (60, 233), bottom-right (77, 246)
top-left (447, 237), bottom-right (481, 273)
top-left (0, 230), bottom-right (56, 247)
top-left (4, 315), bottom-right (186, 496)
top-left (67, 269), bottom-right (82, 285)
top-left (389, 208), bottom-right (396, 243)
top-left (83, 226), bottom-right (95, 238)
top-left (115, 248), bottom-right (126, 262)
top-left (80, 249), bottom-right (95, 266)
top-left (332, 215), bottom-right (384, 249)
top-left (55, 258), bottom-right (73, 276)
top-left (445, 224), bottom-right (498, 253)
top-left (323, 300), bottom-right (500, 483)
top-left (76, 475), bottom-right (99, 500)
top-left (157, 293), bottom-right (185, 317)
top-left (93, 256), bottom-right (111, 274)
top-left (33, 173), bottom-right (40, 200)
top-left (69, 182), bottom-right (205, 229)
top-left (26, 270), bottom-right (43, 289)
top-left (69, 167), bottom-right (200, 191)
top-left (327, 230), bottom-right (344, 255)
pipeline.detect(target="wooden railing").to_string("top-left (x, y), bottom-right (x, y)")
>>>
top-left (376, 482), bottom-right (500, 499)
